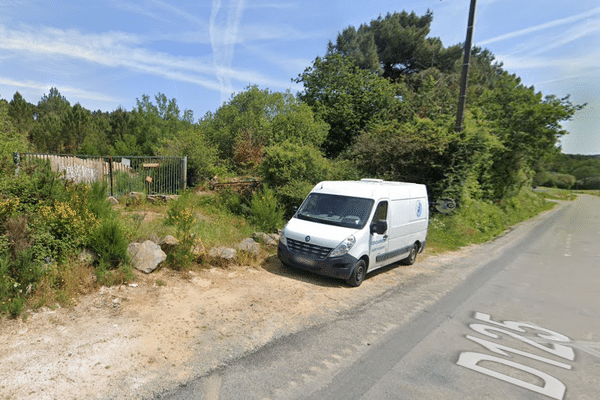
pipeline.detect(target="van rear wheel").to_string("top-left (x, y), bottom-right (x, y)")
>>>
top-left (346, 259), bottom-right (366, 287)
top-left (402, 243), bottom-right (419, 265)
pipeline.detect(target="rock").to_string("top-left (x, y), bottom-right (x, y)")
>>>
top-left (146, 194), bottom-right (179, 203)
top-left (235, 238), bottom-right (260, 257)
top-left (107, 196), bottom-right (119, 205)
top-left (252, 232), bottom-right (278, 247)
top-left (159, 235), bottom-right (179, 253)
top-left (208, 247), bottom-right (237, 266)
top-left (126, 192), bottom-right (144, 206)
top-left (127, 240), bottom-right (167, 273)
top-left (236, 238), bottom-right (261, 257)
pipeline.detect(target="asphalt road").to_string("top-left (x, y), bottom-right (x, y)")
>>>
top-left (158, 195), bottom-right (600, 400)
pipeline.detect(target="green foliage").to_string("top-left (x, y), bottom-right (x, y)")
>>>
top-left (200, 86), bottom-right (328, 173)
top-left (428, 189), bottom-right (554, 252)
top-left (575, 177), bottom-right (600, 190)
top-left (0, 98), bottom-right (30, 171)
top-left (0, 249), bottom-right (43, 317)
top-left (348, 117), bottom-right (451, 184)
top-left (328, 10), bottom-right (462, 79)
top-left (89, 219), bottom-right (130, 268)
top-left (157, 125), bottom-right (222, 185)
top-left (164, 193), bottom-right (198, 270)
top-left (259, 141), bottom-right (331, 212)
top-left (533, 171), bottom-right (576, 189)
top-left (536, 153), bottom-right (600, 190)
top-left (95, 261), bottom-right (134, 287)
top-left (249, 186), bottom-right (284, 233)
top-left (295, 54), bottom-right (399, 156)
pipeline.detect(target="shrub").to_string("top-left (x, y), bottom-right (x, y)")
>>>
top-left (86, 181), bottom-right (115, 220)
top-left (259, 141), bottom-right (330, 213)
top-left (249, 186), bottom-right (284, 232)
top-left (164, 195), bottom-right (198, 270)
top-left (36, 199), bottom-right (98, 259)
top-left (0, 249), bottom-right (43, 317)
top-left (95, 261), bottom-right (134, 286)
top-left (89, 219), bottom-right (130, 268)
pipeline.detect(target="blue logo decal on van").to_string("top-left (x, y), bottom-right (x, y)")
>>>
top-left (416, 200), bottom-right (422, 217)
top-left (305, 236), bottom-right (311, 242)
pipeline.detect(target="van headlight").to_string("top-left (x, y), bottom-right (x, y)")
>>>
top-left (279, 231), bottom-right (287, 246)
top-left (330, 236), bottom-right (356, 258)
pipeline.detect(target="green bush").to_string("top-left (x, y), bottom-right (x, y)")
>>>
top-left (259, 141), bottom-right (330, 213)
top-left (0, 249), bottom-right (43, 317)
top-left (533, 171), bottom-right (576, 189)
top-left (164, 194), bottom-right (198, 270)
top-left (427, 189), bottom-right (554, 252)
top-left (89, 219), bottom-right (130, 268)
top-left (86, 181), bottom-right (115, 220)
top-left (249, 186), bottom-right (284, 232)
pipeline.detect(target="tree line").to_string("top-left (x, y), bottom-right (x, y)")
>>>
top-left (0, 10), bottom-right (585, 208)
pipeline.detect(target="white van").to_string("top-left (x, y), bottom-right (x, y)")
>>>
top-left (278, 179), bottom-right (428, 287)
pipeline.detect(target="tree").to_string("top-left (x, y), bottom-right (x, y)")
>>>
top-left (326, 24), bottom-right (381, 73)
top-left (480, 73), bottom-right (585, 198)
top-left (0, 99), bottom-right (30, 170)
top-left (8, 92), bottom-right (35, 138)
top-left (294, 54), bottom-right (399, 157)
top-left (157, 125), bottom-right (220, 185)
top-left (327, 11), bottom-right (462, 80)
top-left (30, 88), bottom-right (72, 153)
top-left (199, 85), bottom-right (328, 172)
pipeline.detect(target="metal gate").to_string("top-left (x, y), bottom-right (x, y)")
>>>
top-left (20, 154), bottom-right (187, 197)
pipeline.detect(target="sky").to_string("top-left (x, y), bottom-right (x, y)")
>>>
top-left (0, 0), bottom-right (598, 155)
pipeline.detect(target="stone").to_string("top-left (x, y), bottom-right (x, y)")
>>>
top-left (159, 235), bottom-right (179, 253)
top-left (236, 238), bottom-right (261, 257)
top-left (107, 196), bottom-right (119, 205)
top-left (126, 192), bottom-right (144, 206)
top-left (207, 247), bottom-right (237, 266)
top-left (252, 232), bottom-right (278, 247)
top-left (127, 240), bottom-right (167, 273)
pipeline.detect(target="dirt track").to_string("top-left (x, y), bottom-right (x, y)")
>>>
top-left (0, 248), bottom-right (471, 400)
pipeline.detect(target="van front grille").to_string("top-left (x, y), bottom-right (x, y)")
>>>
top-left (287, 238), bottom-right (332, 259)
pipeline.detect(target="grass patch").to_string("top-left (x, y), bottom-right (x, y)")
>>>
top-left (573, 189), bottom-right (600, 198)
top-left (427, 189), bottom-right (558, 253)
top-left (534, 187), bottom-right (578, 201)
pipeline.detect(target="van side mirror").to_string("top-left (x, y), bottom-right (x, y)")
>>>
top-left (370, 220), bottom-right (387, 235)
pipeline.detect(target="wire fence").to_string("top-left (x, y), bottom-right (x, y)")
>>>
top-left (20, 154), bottom-right (187, 197)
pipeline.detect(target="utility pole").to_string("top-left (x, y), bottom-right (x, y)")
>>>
top-left (455, 0), bottom-right (477, 132)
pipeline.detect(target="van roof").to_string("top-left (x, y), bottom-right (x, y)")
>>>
top-left (311, 180), bottom-right (427, 200)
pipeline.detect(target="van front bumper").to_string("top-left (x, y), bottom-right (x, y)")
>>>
top-left (277, 242), bottom-right (358, 280)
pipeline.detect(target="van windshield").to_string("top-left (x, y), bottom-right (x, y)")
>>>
top-left (296, 193), bottom-right (374, 229)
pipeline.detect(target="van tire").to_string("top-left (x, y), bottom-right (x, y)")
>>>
top-left (402, 243), bottom-right (419, 265)
top-left (346, 259), bottom-right (366, 287)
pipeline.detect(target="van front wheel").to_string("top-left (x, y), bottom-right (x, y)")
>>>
top-left (346, 259), bottom-right (366, 287)
top-left (402, 243), bottom-right (419, 265)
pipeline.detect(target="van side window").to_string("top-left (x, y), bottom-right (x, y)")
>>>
top-left (373, 201), bottom-right (388, 222)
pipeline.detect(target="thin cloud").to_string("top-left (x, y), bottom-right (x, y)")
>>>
top-left (529, 17), bottom-right (600, 56)
top-left (0, 24), bottom-right (290, 95)
top-left (479, 6), bottom-right (600, 46)
top-left (210, 0), bottom-right (247, 103)
top-left (0, 77), bottom-right (122, 103)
